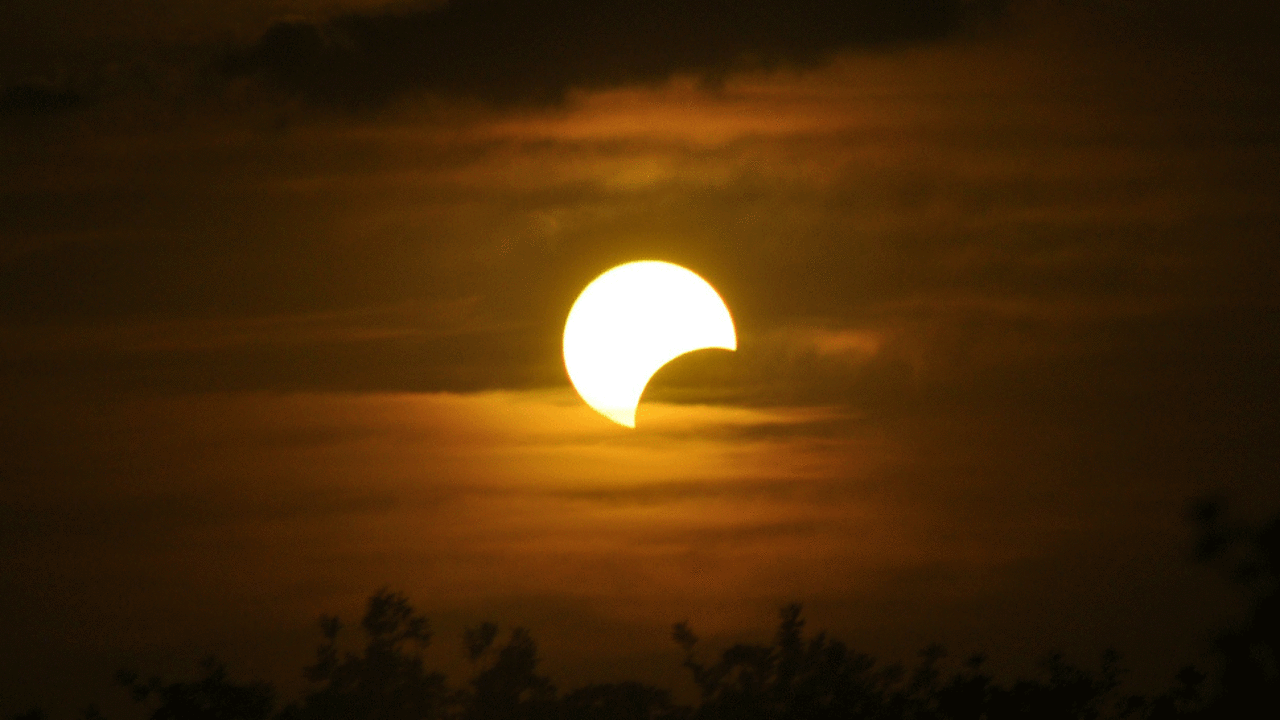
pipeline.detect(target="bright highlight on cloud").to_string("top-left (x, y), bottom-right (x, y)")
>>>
top-left (563, 261), bottom-right (736, 428)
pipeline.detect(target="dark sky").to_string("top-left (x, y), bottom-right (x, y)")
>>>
top-left (2, 1), bottom-right (1279, 717)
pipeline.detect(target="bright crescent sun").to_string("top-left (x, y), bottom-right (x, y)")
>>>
top-left (563, 261), bottom-right (736, 428)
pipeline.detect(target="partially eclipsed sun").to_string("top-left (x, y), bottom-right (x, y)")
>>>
top-left (563, 261), bottom-right (737, 427)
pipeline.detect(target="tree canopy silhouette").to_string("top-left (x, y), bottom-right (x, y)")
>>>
top-left (281, 589), bottom-right (448, 720)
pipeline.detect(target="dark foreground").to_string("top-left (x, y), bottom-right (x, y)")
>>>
top-left (13, 500), bottom-right (1278, 720)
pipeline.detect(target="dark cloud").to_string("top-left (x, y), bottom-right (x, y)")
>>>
top-left (0, 83), bottom-right (88, 117)
top-left (224, 0), bottom-right (1001, 106)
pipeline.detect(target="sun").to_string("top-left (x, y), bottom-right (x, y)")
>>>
top-left (563, 261), bottom-right (736, 427)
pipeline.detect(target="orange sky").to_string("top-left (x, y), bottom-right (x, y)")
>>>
top-left (2, 2), bottom-right (1279, 717)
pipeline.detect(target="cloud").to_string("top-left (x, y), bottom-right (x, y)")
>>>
top-left (6, 385), bottom-right (1241, 711)
top-left (0, 83), bottom-right (88, 117)
top-left (223, 0), bottom-right (1001, 106)
top-left (5, 24), bottom-right (1274, 405)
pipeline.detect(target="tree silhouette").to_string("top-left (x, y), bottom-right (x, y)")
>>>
top-left (675, 607), bottom-right (1145, 720)
top-left (560, 681), bottom-right (683, 720)
top-left (675, 603), bottom-right (907, 720)
top-left (1184, 498), bottom-right (1280, 718)
top-left (462, 626), bottom-right (556, 720)
top-left (116, 657), bottom-right (275, 720)
top-left (279, 589), bottom-right (448, 720)
top-left (979, 651), bottom-right (1125, 720)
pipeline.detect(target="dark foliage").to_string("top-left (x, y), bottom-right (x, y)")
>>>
top-left (281, 589), bottom-right (448, 720)
top-left (116, 657), bottom-right (275, 720)
top-left (464, 626), bottom-right (557, 720)
top-left (561, 681), bottom-right (682, 720)
top-left (1185, 498), bottom-right (1280, 718)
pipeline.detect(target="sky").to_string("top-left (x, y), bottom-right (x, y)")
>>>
top-left (2, 1), bottom-right (1279, 716)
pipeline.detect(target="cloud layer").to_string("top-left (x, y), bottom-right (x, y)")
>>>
top-left (224, 0), bottom-right (998, 106)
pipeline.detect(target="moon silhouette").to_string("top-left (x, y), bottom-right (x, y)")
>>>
top-left (563, 261), bottom-right (736, 427)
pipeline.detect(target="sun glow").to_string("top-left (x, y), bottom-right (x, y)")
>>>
top-left (563, 261), bottom-right (737, 428)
